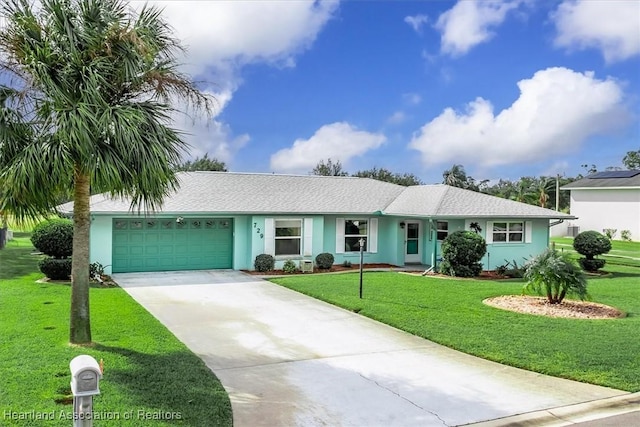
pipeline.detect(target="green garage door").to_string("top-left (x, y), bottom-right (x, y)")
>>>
top-left (112, 218), bottom-right (233, 273)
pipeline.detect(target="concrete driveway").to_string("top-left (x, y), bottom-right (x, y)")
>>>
top-left (113, 270), bottom-right (627, 427)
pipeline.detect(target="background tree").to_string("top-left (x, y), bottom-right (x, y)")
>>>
top-left (176, 154), bottom-right (227, 172)
top-left (0, 0), bottom-right (212, 343)
top-left (442, 164), bottom-right (483, 191)
top-left (353, 167), bottom-right (423, 186)
top-left (623, 149), bottom-right (640, 170)
top-left (311, 158), bottom-right (348, 176)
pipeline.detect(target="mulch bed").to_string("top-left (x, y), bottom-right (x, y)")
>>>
top-left (484, 295), bottom-right (625, 319)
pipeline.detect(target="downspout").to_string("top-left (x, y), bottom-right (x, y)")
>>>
top-left (422, 219), bottom-right (438, 275)
top-left (431, 219), bottom-right (438, 271)
top-left (548, 219), bottom-right (565, 249)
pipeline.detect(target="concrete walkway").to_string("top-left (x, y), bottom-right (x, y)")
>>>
top-left (113, 270), bottom-right (628, 427)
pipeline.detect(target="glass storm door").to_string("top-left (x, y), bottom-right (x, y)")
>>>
top-left (404, 221), bottom-right (421, 263)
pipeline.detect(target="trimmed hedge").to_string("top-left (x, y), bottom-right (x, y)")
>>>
top-left (31, 219), bottom-right (73, 258)
top-left (573, 230), bottom-right (611, 272)
top-left (315, 253), bottom-right (334, 270)
top-left (439, 230), bottom-right (487, 277)
top-left (39, 258), bottom-right (72, 280)
top-left (254, 254), bottom-right (275, 272)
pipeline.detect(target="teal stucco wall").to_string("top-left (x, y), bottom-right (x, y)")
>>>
top-left (90, 213), bottom-right (552, 273)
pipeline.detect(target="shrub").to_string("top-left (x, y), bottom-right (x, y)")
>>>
top-left (439, 231), bottom-right (486, 277)
top-left (254, 254), bottom-right (275, 272)
top-left (573, 230), bottom-right (611, 272)
top-left (579, 258), bottom-right (606, 272)
top-left (523, 249), bottom-right (587, 304)
top-left (39, 258), bottom-right (72, 281)
top-left (315, 252), bottom-right (335, 270)
top-left (342, 260), bottom-right (352, 268)
top-left (283, 259), bottom-right (298, 274)
top-left (90, 262), bottom-right (105, 279)
top-left (602, 228), bottom-right (617, 239)
top-left (620, 230), bottom-right (632, 242)
top-left (31, 219), bottom-right (73, 258)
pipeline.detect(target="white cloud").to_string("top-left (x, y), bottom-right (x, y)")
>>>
top-left (139, 1), bottom-right (339, 160)
top-left (405, 14), bottom-right (429, 34)
top-left (435, 0), bottom-right (526, 56)
top-left (387, 111), bottom-right (407, 125)
top-left (403, 93), bottom-right (422, 105)
top-left (409, 67), bottom-right (627, 168)
top-left (552, 0), bottom-right (640, 63)
top-left (270, 122), bottom-right (386, 173)
top-left (540, 161), bottom-right (571, 177)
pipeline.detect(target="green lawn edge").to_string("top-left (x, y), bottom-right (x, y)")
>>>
top-left (271, 265), bottom-right (640, 392)
top-left (0, 235), bottom-right (232, 426)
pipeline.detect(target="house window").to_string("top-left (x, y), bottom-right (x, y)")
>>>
top-left (436, 221), bottom-right (448, 241)
top-left (345, 220), bottom-right (368, 252)
top-left (275, 219), bottom-right (302, 256)
top-left (492, 222), bottom-right (524, 243)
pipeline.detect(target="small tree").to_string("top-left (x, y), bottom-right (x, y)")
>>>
top-left (573, 231), bottom-right (612, 272)
top-left (440, 231), bottom-right (487, 277)
top-left (523, 249), bottom-right (587, 304)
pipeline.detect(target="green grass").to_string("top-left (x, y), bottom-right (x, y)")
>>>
top-left (551, 236), bottom-right (640, 268)
top-left (271, 266), bottom-right (640, 392)
top-left (0, 236), bottom-right (232, 426)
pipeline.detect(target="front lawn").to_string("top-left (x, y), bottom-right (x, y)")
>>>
top-left (551, 236), bottom-right (640, 268)
top-left (271, 265), bottom-right (640, 392)
top-left (0, 234), bottom-right (232, 426)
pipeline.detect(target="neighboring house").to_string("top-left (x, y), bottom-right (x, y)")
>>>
top-left (561, 170), bottom-right (640, 240)
top-left (58, 172), bottom-right (573, 274)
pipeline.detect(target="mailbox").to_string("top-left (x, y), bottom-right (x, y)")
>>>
top-left (70, 355), bottom-right (102, 397)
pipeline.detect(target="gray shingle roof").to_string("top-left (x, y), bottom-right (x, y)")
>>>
top-left (562, 171), bottom-right (640, 189)
top-left (384, 185), bottom-right (573, 219)
top-left (58, 171), bottom-right (572, 219)
top-left (59, 172), bottom-right (405, 215)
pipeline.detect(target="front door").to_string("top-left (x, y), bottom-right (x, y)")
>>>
top-left (404, 220), bottom-right (421, 263)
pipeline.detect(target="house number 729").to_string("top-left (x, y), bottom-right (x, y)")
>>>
top-left (253, 223), bottom-right (263, 238)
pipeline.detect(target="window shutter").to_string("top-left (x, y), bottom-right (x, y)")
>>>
top-left (303, 218), bottom-right (313, 256)
top-left (525, 221), bottom-right (532, 243)
top-left (486, 221), bottom-right (493, 244)
top-left (336, 218), bottom-right (345, 254)
top-left (264, 218), bottom-right (275, 255)
top-left (369, 218), bottom-right (378, 253)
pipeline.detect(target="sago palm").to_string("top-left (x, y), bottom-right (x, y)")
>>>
top-left (523, 249), bottom-right (588, 304)
top-left (0, 0), bottom-right (212, 343)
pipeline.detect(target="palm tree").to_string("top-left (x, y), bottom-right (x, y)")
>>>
top-left (442, 164), bottom-right (478, 191)
top-left (0, 0), bottom-right (212, 343)
top-left (531, 177), bottom-right (554, 208)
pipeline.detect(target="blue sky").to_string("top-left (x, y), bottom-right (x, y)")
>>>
top-left (145, 0), bottom-right (640, 184)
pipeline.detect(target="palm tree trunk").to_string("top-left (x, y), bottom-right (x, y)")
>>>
top-left (70, 166), bottom-right (92, 344)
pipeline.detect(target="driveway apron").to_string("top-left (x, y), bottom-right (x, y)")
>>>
top-left (113, 271), bottom-right (626, 427)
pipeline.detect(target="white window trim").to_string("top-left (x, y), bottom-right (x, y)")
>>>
top-left (486, 221), bottom-right (532, 244)
top-left (274, 218), bottom-right (302, 256)
top-left (265, 218), bottom-right (314, 258)
top-left (336, 218), bottom-right (378, 254)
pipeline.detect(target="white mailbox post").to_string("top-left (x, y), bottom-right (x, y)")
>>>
top-left (70, 355), bottom-right (102, 427)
